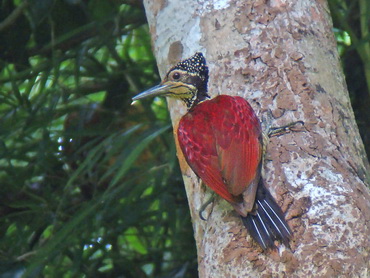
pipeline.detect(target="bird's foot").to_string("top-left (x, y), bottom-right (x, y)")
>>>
top-left (268, 121), bottom-right (304, 138)
top-left (199, 195), bottom-right (215, 221)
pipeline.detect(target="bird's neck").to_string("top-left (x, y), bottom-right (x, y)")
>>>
top-left (186, 90), bottom-right (210, 110)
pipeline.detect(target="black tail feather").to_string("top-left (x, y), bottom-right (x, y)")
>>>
top-left (241, 180), bottom-right (291, 249)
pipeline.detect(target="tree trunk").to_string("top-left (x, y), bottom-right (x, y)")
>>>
top-left (143, 0), bottom-right (370, 276)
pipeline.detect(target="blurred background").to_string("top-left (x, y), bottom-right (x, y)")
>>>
top-left (0, 0), bottom-right (368, 277)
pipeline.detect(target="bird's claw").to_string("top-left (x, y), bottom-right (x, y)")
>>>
top-left (268, 121), bottom-right (305, 138)
top-left (199, 195), bottom-right (215, 221)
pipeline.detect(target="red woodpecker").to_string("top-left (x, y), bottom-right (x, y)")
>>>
top-left (133, 52), bottom-right (292, 249)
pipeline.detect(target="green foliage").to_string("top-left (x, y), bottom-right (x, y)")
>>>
top-left (329, 0), bottom-right (370, 157)
top-left (0, 0), bottom-right (196, 277)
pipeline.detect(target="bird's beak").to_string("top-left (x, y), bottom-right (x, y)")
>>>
top-left (132, 82), bottom-right (176, 101)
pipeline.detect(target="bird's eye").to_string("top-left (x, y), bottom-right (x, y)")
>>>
top-left (172, 72), bottom-right (181, 80)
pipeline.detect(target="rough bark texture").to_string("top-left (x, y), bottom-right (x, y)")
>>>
top-left (143, 0), bottom-right (370, 277)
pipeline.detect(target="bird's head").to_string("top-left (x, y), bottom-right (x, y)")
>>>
top-left (132, 52), bottom-right (209, 109)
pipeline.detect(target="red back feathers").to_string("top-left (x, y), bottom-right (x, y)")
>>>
top-left (177, 95), bottom-right (262, 204)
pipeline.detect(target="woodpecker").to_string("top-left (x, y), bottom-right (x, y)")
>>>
top-left (132, 52), bottom-right (292, 249)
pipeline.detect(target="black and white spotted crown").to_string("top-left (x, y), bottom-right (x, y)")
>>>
top-left (170, 52), bottom-right (209, 82)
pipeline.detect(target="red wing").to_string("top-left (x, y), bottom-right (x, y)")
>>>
top-left (177, 95), bottom-right (262, 203)
top-left (212, 96), bottom-right (262, 196)
top-left (178, 107), bottom-right (236, 202)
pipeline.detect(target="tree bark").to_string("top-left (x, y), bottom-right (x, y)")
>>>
top-left (143, 0), bottom-right (370, 276)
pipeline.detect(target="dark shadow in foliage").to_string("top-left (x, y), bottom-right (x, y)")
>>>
top-left (0, 1), bottom-right (197, 277)
top-left (329, 0), bottom-right (370, 159)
